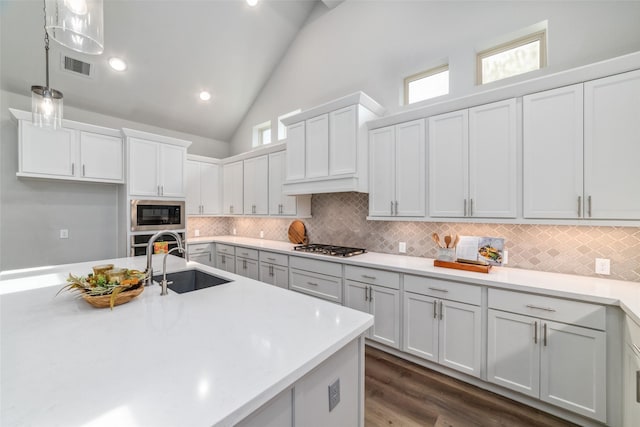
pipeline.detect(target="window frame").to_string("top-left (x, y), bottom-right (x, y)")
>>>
top-left (278, 109), bottom-right (301, 141)
top-left (476, 30), bottom-right (547, 85)
top-left (252, 120), bottom-right (272, 147)
top-left (403, 64), bottom-right (450, 106)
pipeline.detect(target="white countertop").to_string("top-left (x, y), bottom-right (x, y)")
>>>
top-left (0, 255), bottom-right (373, 427)
top-left (188, 236), bottom-right (640, 324)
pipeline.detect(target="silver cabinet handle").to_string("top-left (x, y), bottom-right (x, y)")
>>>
top-left (71, 163), bottom-right (75, 175)
top-left (241, 252), bottom-right (249, 256)
top-left (160, 185), bottom-right (164, 196)
top-left (578, 196), bottom-right (582, 218)
top-left (82, 164), bottom-right (86, 176)
top-left (588, 195), bottom-right (592, 217)
top-left (307, 281), bottom-right (318, 286)
top-left (534, 321), bottom-right (538, 344)
top-left (525, 304), bottom-right (556, 312)
top-left (433, 300), bottom-right (437, 319)
top-left (157, 185), bottom-right (160, 196)
top-left (439, 301), bottom-right (443, 320)
top-left (543, 323), bottom-right (548, 347)
top-left (209, 253), bottom-right (212, 262)
top-left (368, 286), bottom-right (373, 301)
top-left (221, 254), bottom-right (226, 264)
top-left (243, 259), bottom-right (247, 269)
top-left (395, 201), bottom-right (398, 216)
top-left (470, 198), bottom-right (474, 216)
top-left (252, 205), bottom-right (256, 214)
top-left (636, 370), bottom-right (640, 403)
top-left (266, 257), bottom-right (276, 261)
top-left (361, 274), bottom-right (377, 280)
top-left (269, 265), bottom-right (274, 277)
top-left (428, 287), bottom-right (449, 293)
top-left (464, 199), bottom-right (467, 216)
top-left (390, 201), bottom-right (394, 216)
top-left (364, 285), bottom-right (368, 302)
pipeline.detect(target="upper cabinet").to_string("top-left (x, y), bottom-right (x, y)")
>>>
top-left (244, 155), bottom-right (269, 215)
top-left (186, 156), bottom-right (221, 216)
top-left (125, 129), bottom-right (189, 199)
top-left (222, 161), bottom-right (243, 215)
top-left (11, 109), bottom-right (124, 184)
top-left (428, 99), bottom-right (518, 219)
top-left (524, 69), bottom-right (640, 220)
top-left (269, 151), bottom-right (311, 217)
top-left (282, 92), bottom-right (385, 195)
top-left (369, 119), bottom-right (426, 218)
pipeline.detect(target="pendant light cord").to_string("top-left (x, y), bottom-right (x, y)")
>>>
top-left (42, 0), bottom-right (50, 90)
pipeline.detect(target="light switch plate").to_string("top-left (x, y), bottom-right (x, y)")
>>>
top-left (59, 229), bottom-right (69, 239)
top-left (399, 242), bottom-right (406, 253)
top-left (328, 378), bottom-right (340, 412)
top-left (595, 258), bottom-right (610, 275)
top-left (194, 229), bottom-right (200, 237)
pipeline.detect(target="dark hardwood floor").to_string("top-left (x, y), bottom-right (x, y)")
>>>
top-left (364, 346), bottom-right (578, 427)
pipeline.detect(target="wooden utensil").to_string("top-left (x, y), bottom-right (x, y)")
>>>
top-left (288, 220), bottom-right (308, 244)
top-left (444, 235), bottom-right (452, 248)
top-left (431, 233), bottom-right (442, 248)
top-left (453, 234), bottom-right (460, 248)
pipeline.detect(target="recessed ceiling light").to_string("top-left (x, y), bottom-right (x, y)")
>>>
top-left (108, 57), bottom-right (127, 71)
top-left (246, 0), bottom-right (259, 6)
top-left (199, 91), bottom-right (211, 101)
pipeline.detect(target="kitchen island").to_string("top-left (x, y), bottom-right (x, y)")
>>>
top-left (0, 255), bottom-right (373, 427)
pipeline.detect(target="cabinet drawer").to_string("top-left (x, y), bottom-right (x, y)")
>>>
top-left (289, 256), bottom-right (342, 278)
top-left (488, 288), bottom-right (606, 330)
top-left (188, 243), bottom-right (211, 254)
top-left (216, 244), bottom-right (235, 255)
top-left (259, 251), bottom-right (288, 267)
top-left (344, 265), bottom-right (399, 289)
top-left (236, 247), bottom-right (259, 260)
top-left (404, 275), bottom-right (481, 306)
top-left (290, 269), bottom-right (342, 303)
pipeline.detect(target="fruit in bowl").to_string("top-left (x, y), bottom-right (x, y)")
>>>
top-left (57, 268), bottom-right (148, 309)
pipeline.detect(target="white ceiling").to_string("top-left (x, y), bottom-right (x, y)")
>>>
top-left (0, 0), bottom-right (322, 142)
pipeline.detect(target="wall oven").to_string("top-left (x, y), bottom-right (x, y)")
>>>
top-left (130, 200), bottom-right (185, 232)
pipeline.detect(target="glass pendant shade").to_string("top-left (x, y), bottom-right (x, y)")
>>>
top-left (31, 86), bottom-right (63, 129)
top-left (45, 0), bottom-right (104, 55)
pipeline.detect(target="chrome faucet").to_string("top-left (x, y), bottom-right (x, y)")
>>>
top-left (160, 246), bottom-right (186, 295)
top-left (145, 230), bottom-right (187, 286)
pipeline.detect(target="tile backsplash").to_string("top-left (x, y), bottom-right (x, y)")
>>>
top-left (187, 193), bottom-right (640, 282)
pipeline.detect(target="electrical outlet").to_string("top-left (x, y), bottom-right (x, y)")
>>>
top-left (232, 228), bottom-right (237, 235)
top-left (595, 258), bottom-right (610, 275)
top-left (328, 378), bottom-right (340, 412)
top-left (59, 229), bottom-right (69, 239)
top-left (259, 230), bottom-right (264, 239)
top-left (194, 229), bottom-right (200, 237)
top-left (503, 250), bottom-right (508, 265)
top-left (399, 242), bottom-right (407, 253)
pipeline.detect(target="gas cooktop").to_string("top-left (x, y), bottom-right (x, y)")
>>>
top-left (293, 244), bottom-right (366, 257)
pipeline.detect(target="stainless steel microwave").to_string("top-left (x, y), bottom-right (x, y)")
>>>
top-left (130, 200), bottom-right (185, 232)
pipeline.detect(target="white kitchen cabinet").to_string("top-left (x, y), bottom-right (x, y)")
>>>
top-left (236, 247), bottom-right (260, 280)
top-left (584, 69), bottom-right (640, 219)
top-left (14, 110), bottom-right (124, 184)
top-left (523, 84), bottom-right (584, 218)
top-left (623, 315), bottom-right (640, 427)
top-left (403, 275), bottom-right (482, 378)
top-left (289, 256), bottom-right (343, 304)
top-left (369, 119), bottom-right (425, 217)
top-left (243, 155), bottom-right (269, 215)
top-left (428, 99), bottom-right (517, 218)
top-left (344, 266), bottom-right (400, 349)
top-left (187, 242), bottom-right (215, 267)
top-left (259, 250), bottom-right (289, 289)
top-left (129, 136), bottom-right (186, 198)
top-left (487, 289), bottom-right (607, 422)
top-left (186, 158), bottom-right (220, 216)
top-left (268, 151), bottom-right (311, 217)
top-left (282, 92), bottom-right (384, 195)
top-left (216, 244), bottom-right (236, 273)
top-left (222, 161), bottom-right (243, 215)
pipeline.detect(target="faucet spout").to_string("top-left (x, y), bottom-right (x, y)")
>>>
top-left (145, 230), bottom-right (185, 286)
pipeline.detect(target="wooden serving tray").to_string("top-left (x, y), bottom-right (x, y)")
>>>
top-left (433, 260), bottom-right (492, 273)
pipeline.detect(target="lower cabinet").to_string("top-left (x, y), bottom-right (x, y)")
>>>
top-left (187, 243), bottom-right (214, 267)
top-left (487, 289), bottom-right (607, 423)
top-left (402, 275), bottom-right (482, 378)
top-left (236, 247), bottom-right (260, 280)
top-left (623, 316), bottom-right (640, 426)
top-left (216, 244), bottom-right (236, 274)
top-left (259, 251), bottom-right (289, 289)
top-left (344, 266), bottom-right (400, 349)
top-left (289, 256), bottom-right (342, 304)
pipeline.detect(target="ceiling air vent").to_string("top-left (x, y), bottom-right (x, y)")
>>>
top-left (61, 55), bottom-right (94, 78)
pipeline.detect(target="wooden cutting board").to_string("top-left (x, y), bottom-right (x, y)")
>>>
top-left (288, 220), bottom-right (308, 244)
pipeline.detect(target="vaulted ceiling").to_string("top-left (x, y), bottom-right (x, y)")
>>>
top-left (0, 0), bottom-right (328, 142)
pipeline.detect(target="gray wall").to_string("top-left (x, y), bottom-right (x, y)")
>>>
top-left (229, 0), bottom-right (640, 154)
top-left (0, 90), bottom-right (229, 271)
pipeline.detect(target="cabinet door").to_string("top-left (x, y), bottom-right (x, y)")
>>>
top-left (329, 105), bottom-right (357, 175)
top-left (79, 132), bottom-right (123, 181)
top-left (159, 144), bottom-right (185, 197)
top-left (216, 253), bottom-right (235, 273)
top-left (185, 161), bottom-right (201, 215)
top-left (244, 155), bottom-right (268, 215)
top-left (305, 114), bottom-right (329, 178)
top-left (487, 309), bottom-right (540, 398)
top-left (344, 280), bottom-right (370, 316)
top-left (439, 300), bottom-right (481, 378)
top-left (369, 126), bottom-right (395, 217)
top-left (129, 138), bottom-right (160, 196)
top-left (584, 69), bottom-right (640, 219)
top-left (623, 344), bottom-right (640, 427)
top-left (403, 292), bottom-right (438, 363)
top-left (20, 121), bottom-right (75, 177)
top-left (269, 151), bottom-right (297, 215)
top-left (540, 320), bottom-right (606, 422)
top-left (236, 258), bottom-right (259, 280)
top-left (468, 99), bottom-right (517, 218)
top-left (370, 285), bottom-right (400, 349)
top-left (286, 121), bottom-right (305, 181)
top-left (223, 161), bottom-right (243, 214)
top-left (395, 119), bottom-right (426, 217)
top-left (523, 85), bottom-right (584, 219)
top-left (200, 162), bottom-right (220, 215)
top-left (260, 262), bottom-right (289, 289)
top-left (190, 251), bottom-right (214, 267)
top-left (428, 110), bottom-right (468, 217)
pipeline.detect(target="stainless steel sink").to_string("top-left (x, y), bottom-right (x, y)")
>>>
top-left (153, 269), bottom-right (232, 294)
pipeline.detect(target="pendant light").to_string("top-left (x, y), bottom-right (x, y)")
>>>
top-left (45, 0), bottom-right (104, 55)
top-left (32, 0), bottom-right (63, 129)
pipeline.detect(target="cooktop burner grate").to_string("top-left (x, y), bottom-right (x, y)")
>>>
top-left (293, 244), bottom-right (366, 257)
